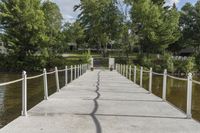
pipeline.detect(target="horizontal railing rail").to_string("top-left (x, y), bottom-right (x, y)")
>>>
top-left (0, 78), bottom-right (23, 87)
top-left (192, 80), bottom-right (200, 85)
top-left (116, 63), bottom-right (194, 119)
top-left (0, 63), bottom-right (88, 117)
top-left (152, 72), bottom-right (164, 76)
top-left (27, 74), bottom-right (44, 80)
top-left (167, 74), bottom-right (187, 81)
top-left (47, 71), bottom-right (56, 75)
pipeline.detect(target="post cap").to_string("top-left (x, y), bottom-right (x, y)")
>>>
top-left (188, 73), bottom-right (192, 78)
top-left (22, 71), bottom-right (26, 75)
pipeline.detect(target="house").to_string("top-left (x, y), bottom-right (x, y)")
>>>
top-left (179, 48), bottom-right (194, 56)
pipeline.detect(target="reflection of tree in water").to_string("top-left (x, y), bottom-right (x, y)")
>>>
top-left (0, 72), bottom-right (67, 128)
top-left (152, 75), bottom-right (163, 98)
top-left (0, 73), bottom-right (21, 128)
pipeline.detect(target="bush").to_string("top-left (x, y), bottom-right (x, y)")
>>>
top-left (185, 57), bottom-right (196, 73)
top-left (163, 53), bottom-right (174, 73)
top-left (82, 49), bottom-right (92, 63)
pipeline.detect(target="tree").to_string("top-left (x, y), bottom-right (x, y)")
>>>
top-left (179, 2), bottom-right (200, 54)
top-left (62, 21), bottom-right (85, 50)
top-left (129, 0), bottom-right (180, 54)
top-left (42, 0), bottom-right (63, 55)
top-left (0, 0), bottom-right (64, 71)
top-left (0, 0), bottom-right (47, 58)
top-left (74, 0), bottom-right (123, 57)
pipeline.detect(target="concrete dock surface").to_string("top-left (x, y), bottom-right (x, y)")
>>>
top-left (1, 70), bottom-right (200, 133)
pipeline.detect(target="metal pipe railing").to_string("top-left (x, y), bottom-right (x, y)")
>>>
top-left (116, 63), bottom-right (195, 119)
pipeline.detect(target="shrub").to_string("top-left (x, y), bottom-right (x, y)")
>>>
top-left (163, 53), bottom-right (174, 73)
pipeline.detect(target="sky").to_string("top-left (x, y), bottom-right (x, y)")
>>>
top-left (52, 0), bottom-right (198, 22)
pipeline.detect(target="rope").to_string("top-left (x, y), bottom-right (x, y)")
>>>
top-left (143, 70), bottom-right (150, 73)
top-left (152, 72), bottom-right (164, 76)
top-left (58, 69), bottom-right (65, 72)
top-left (0, 78), bottom-right (23, 87)
top-left (192, 80), bottom-right (200, 85)
top-left (167, 75), bottom-right (187, 81)
top-left (27, 74), bottom-right (44, 80)
top-left (47, 71), bottom-right (56, 75)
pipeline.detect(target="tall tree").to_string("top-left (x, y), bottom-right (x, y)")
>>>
top-left (179, 2), bottom-right (200, 54)
top-left (129, 0), bottom-right (180, 54)
top-left (74, 0), bottom-right (123, 57)
top-left (62, 21), bottom-right (85, 50)
top-left (0, 0), bottom-right (47, 58)
top-left (42, 0), bottom-right (63, 55)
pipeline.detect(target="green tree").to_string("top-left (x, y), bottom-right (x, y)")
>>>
top-left (179, 2), bottom-right (200, 54)
top-left (62, 21), bottom-right (85, 50)
top-left (42, 0), bottom-right (63, 55)
top-left (129, 0), bottom-right (180, 54)
top-left (0, 0), bottom-right (48, 58)
top-left (74, 0), bottom-right (123, 57)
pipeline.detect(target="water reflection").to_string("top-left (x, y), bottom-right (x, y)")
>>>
top-left (141, 74), bottom-right (200, 122)
top-left (0, 71), bottom-right (66, 128)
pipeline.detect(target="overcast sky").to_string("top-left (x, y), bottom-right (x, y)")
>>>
top-left (52, 0), bottom-right (198, 22)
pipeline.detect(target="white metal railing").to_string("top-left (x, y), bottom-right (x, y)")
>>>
top-left (0, 64), bottom-right (88, 117)
top-left (116, 63), bottom-right (197, 119)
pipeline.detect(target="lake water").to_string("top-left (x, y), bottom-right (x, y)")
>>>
top-left (137, 72), bottom-right (200, 121)
top-left (0, 71), bottom-right (67, 128)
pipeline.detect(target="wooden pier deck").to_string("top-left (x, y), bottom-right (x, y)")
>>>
top-left (1, 70), bottom-right (200, 133)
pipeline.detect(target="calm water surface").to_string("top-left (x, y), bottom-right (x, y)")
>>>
top-left (137, 72), bottom-right (200, 121)
top-left (0, 71), bottom-right (68, 128)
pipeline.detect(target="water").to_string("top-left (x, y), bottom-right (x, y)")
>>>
top-left (135, 73), bottom-right (200, 121)
top-left (0, 70), bottom-right (69, 128)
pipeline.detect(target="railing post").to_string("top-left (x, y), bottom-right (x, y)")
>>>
top-left (80, 64), bottom-right (82, 74)
top-left (162, 69), bottom-right (167, 101)
top-left (129, 65), bottom-right (132, 80)
top-left (126, 65), bottom-right (128, 78)
top-left (80, 64), bottom-right (82, 75)
top-left (140, 67), bottom-right (143, 87)
top-left (120, 64), bottom-right (122, 74)
top-left (55, 67), bottom-right (60, 92)
top-left (123, 65), bottom-right (126, 76)
top-left (77, 65), bottom-right (79, 78)
top-left (43, 68), bottom-right (48, 100)
top-left (75, 65), bottom-right (77, 79)
top-left (187, 73), bottom-right (193, 119)
top-left (121, 64), bottom-right (123, 75)
top-left (119, 64), bottom-right (121, 73)
top-left (79, 65), bottom-right (81, 75)
top-left (65, 66), bottom-right (68, 86)
top-left (82, 64), bottom-right (85, 74)
top-left (134, 66), bottom-right (136, 83)
top-left (149, 68), bottom-right (152, 93)
top-left (71, 65), bottom-right (73, 81)
top-left (21, 71), bottom-right (27, 116)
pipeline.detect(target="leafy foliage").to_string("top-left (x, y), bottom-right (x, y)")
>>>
top-left (0, 0), bottom-right (63, 71)
top-left (129, 0), bottom-right (180, 53)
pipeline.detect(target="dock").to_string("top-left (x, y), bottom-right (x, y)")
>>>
top-left (1, 70), bottom-right (200, 133)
